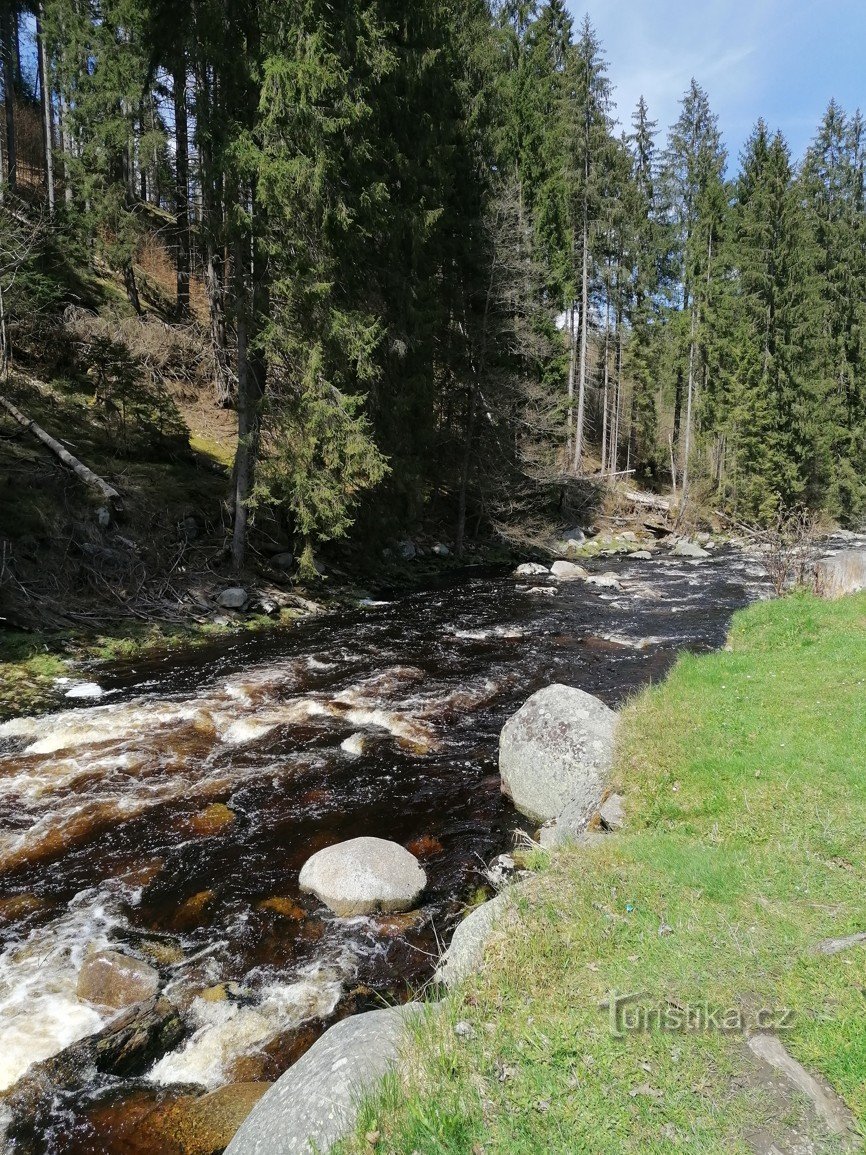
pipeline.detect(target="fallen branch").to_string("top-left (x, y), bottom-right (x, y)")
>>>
top-left (0, 393), bottom-right (123, 510)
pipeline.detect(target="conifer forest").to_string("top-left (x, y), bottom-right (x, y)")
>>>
top-left (1, 0), bottom-right (865, 571)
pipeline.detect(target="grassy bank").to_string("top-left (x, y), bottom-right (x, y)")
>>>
top-left (343, 592), bottom-right (866, 1153)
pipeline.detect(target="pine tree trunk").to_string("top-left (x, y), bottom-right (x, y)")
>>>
top-left (566, 303), bottom-right (575, 457)
top-left (612, 320), bottom-right (623, 475)
top-left (573, 214), bottom-right (590, 472)
top-left (59, 94), bottom-right (73, 205)
top-left (1, 7), bottom-right (17, 192)
top-left (173, 53), bottom-right (190, 320)
top-left (601, 299), bottom-right (610, 474)
top-left (36, 4), bottom-right (55, 213)
top-left (455, 393), bottom-right (477, 558)
top-left (682, 302), bottom-right (697, 496)
top-left (230, 181), bottom-right (267, 573)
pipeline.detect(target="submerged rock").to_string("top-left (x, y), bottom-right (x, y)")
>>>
top-left (299, 836), bottom-right (426, 917)
top-left (225, 1005), bottom-right (421, 1155)
top-left (189, 803), bottom-right (236, 837)
top-left (77, 949), bottom-right (160, 1010)
top-left (499, 684), bottom-right (617, 824)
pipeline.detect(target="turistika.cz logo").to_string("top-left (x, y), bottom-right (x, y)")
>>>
top-left (600, 991), bottom-right (795, 1038)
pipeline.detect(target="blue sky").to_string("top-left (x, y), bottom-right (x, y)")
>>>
top-left (569, 0), bottom-right (865, 167)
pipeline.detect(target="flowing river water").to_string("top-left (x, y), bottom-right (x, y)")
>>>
top-left (0, 548), bottom-right (769, 1152)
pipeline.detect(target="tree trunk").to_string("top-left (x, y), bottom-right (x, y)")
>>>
top-left (565, 303), bottom-right (575, 457)
top-left (230, 203), bottom-right (266, 573)
top-left (36, 4), bottom-right (55, 213)
top-left (573, 213), bottom-right (590, 473)
top-left (59, 94), bottom-right (73, 205)
top-left (173, 52), bottom-right (190, 320)
top-left (682, 301), bottom-right (697, 496)
top-left (455, 393), bottom-right (477, 558)
top-left (1, 6), bottom-right (17, 191)
top-left (123, 262), bottom-right (141, 315)
top-left (601, 292), bottom-right (610, 473)
top-left (0, 393), bottom-right (123, 506)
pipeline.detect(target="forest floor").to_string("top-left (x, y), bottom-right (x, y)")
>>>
top-left (339, 592), bottom-right (866, 1154)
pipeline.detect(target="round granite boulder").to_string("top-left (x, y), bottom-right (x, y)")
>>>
top-left (499, 684), bottom-right (617, 824)
top-left (299, 837), bottom-right (427, 918)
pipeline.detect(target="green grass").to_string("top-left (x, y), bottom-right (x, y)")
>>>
top-left (340, 592), bottom-right (866, 1154)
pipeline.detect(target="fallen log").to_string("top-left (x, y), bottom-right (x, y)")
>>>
top-left (624, 489), bottom-right (671, 513)
top-left (0, 393), bottom-right (123, 510)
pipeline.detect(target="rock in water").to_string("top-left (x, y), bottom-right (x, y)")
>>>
top-left (550, 560), bottom-right (589, 580)
top-left (77, 949), bottom-right (160, 1010)
top-left (815, 549), bottom-right (866, 598)
top-left (513, 562), bottom-right (549, 576)
top-left (217, 587), bottom-right (248, 609)
top-left (672, 539), bottom-right (710, 558)
top-left (224, 1005), bottom-right (421, 1155)
top-left (499, 685), bottom-right (617, 824)
top-left (298, 837), bottom-right (426, 917)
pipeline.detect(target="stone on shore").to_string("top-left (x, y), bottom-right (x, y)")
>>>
top-left (298, 837), bottom-right (426, 917)
top-left (815, 549), bottom-right (866, 598)
top-left (77, 949), bottom-right (160, 1010)
top-left (499, 684), bottom-right (617, 824)
top-left (672, 539), bottom-right (710, 559)
top-left (217, 587), bottom-right (248, 609)
top-left (224, 1005), bottom-right (421, 1155)
top-left (550, 560), bottom-right (589, 581)
top-left (435, 892), bottom-right (514, 988)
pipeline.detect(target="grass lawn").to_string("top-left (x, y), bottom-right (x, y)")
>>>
top-left (341, 592), bottom-right (866, 1153)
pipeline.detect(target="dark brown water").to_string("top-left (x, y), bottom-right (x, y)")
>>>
top-left (0, 548), bottom-right (769, 1151)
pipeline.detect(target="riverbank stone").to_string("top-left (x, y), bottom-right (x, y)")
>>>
top-left (499, 684), bottom-right (617, 824)
top-left (299, 836), bottom-right (426, 917)
top-left (435, 891), bottom-right (513, 988)
top-left (77, 949), bottom-right (160, 1010)
top-left (224, 1004), bottom-right (421, 1155)
top-left (815, 549), bottom-right (866, 598)
top-left (217, 587), bottom-right (248, 609)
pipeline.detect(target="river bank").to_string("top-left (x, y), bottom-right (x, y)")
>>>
top-left (338, 591), bottom-right (866, 1154)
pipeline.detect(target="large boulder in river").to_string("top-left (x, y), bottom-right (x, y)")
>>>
top-left (672, 539), bottom-right (709, 559)
top-left (77, 949), bottom-right (160, 1010)
top-left (550, 560), bottom-right (588, 581)
top-left (299, 837), bottom-right (426, 917)
top-left (499, 685), bottom-right (617, 824)
top-left (815, 549), bottom-right (866, 598)
top-left (225, 1005), bottom-right (421, 1155)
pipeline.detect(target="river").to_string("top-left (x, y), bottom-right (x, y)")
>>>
top-left (0, 547), bottom-right (768, 1152)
